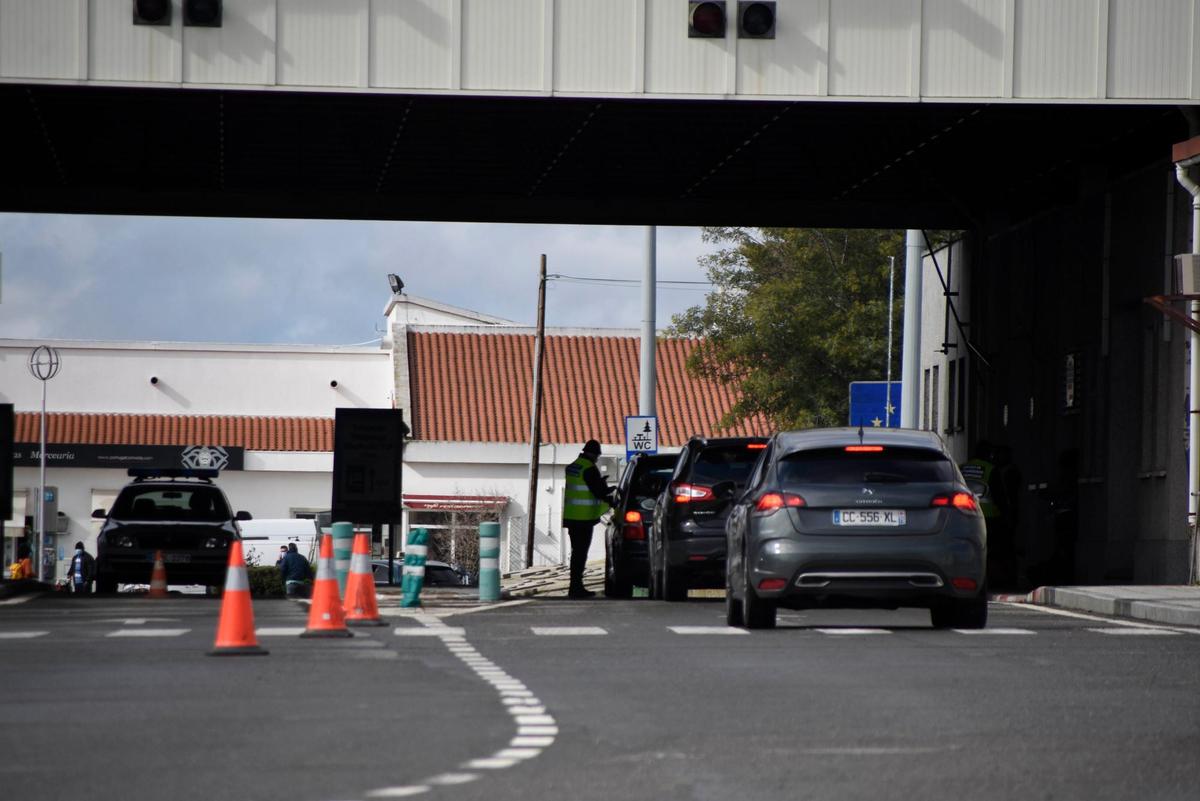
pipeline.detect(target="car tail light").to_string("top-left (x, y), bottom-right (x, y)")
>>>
top-left (622, 522), bottom-right (646, 541)
top-left (673, 483), bottom-right (714, 503)
top-left (952, 577), bottom-right (978, 591)
top-left (624, 510), bottom-right (642, 523)
top-left (746, 443), bottom-right (767, 449)
top-left (754, 492), bottom-right (806, 515)
top-left (844, 445), bottom-right (884, 452)
top-left (758, 577), bottom-right (787, 591)
top-left (931, 492), bottom-right (979, 514)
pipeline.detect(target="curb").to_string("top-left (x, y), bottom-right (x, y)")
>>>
top-left (993, 586), bottom-right (1200, 628)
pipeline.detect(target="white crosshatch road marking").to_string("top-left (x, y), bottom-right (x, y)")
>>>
top-left (106, 628), bottom-right (190, 637)
top-left (531, 626), bottom-right (607, 636)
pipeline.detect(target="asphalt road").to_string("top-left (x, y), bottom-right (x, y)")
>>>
top-left (2, 594), bottom-right (1198, 801)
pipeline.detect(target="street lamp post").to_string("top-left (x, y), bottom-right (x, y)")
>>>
top-left (28, 346), bottom-right (61, 583)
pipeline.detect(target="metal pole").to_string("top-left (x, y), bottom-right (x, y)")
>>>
top-left (37, 379), bottom-right (46, 583)
top-left (640, 226), bottom-right (657, 416)
top-left (900, 230), bottom-right (924, 429)
top-left (525, 256), bottom-right (548, 569)
top-left (886, 255), bottom-right (895, 427)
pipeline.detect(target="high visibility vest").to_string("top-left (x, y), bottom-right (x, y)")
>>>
top-left (960, 458), bottom-right (999, 519)
top-left (563, 456), bottom-right (610, 522)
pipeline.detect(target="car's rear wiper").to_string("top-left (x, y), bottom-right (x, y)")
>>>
top-left (863, 472), bottom-right (909, 483)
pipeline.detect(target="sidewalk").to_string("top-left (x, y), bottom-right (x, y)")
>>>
top-left (995, 585), bottom-right (1200, 628)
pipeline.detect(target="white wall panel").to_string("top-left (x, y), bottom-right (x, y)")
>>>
top-left (828, 0), bottom-right (916, 97)
top-left (555, 0), bottom-right (637, 93)
top-left (921, 0), bottom-right (1006, 98)
top-left (89, 0), bottom-right (182, 84)
top-left (277, 0), bottom-right (368, 88)
top-left (184, 0), bottom-right (275, 85)
top-left (461, 0), bottom-right (543, 92)
top-left (1107, 0), bottom-right (1191, 99)
top-left (371, 0), bottom-right (453, 89)
top-left (1013, 0), bottom-right (1099, 98)
top-left (0, 0), bottom-right (84, 80)
top-left (645, 0), bottom-right (728, 95)
top-left (736, 0), bottom-right (825, 96)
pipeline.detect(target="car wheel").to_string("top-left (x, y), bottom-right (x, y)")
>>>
top-left (604, 553), bottom-right (615, 597)
top-left (649, 563), bottom-right (662, 600)
top-left (725, 581), bottom-right (744, 626)
top-left (605, 554), bottom-right (632, 598)
top-left (741, 565), bottom-right (776, 630)
top-left (930, 594), bottom-right (988, 629)
top-left (96, 575), bottom-right (117, 594)
top-left (663, 565), bottom-right (688, 602)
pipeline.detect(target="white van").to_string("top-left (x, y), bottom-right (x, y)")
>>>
top-left (237, 518), bottom-right (320, 567)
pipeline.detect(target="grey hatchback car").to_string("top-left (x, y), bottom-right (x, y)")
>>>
top-left (725, 428), bottom-right (987, 630)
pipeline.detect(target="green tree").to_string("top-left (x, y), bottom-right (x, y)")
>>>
top-left (670, 227), bottom-right (904, 430)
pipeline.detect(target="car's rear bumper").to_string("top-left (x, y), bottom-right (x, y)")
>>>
top-left (666, 537), bottom-right (727, 583)
top-left (747, 532), bottom-right (985, 608)
top-left (97, 549), bottom-right (230, 585)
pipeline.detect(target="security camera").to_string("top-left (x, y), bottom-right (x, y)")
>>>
top-left (387, 274), bottom-right (404, 294)
top-left (330, 380), bottom-right (339, 388)
top-left (150, 376), bottom-right (159, 385)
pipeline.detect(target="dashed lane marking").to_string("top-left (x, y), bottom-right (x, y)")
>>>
top-left (0, 631), bottom-right (49, 639)
top-left (256, 627), bottom-right (307, 636)
top-left (530, 626), bottom-right (607, 636)
top-left (668, 626), bottom-right (749, 635)
top-left (814, 628), bottom-right (892, 635)
top-left (105, 628), bottom-right (190, 638)
top-left (1086, 627), bottom-right (1180, 636)
top-left (954, 628), bottom-right (1036, 635)
top-left (393, 626), bottom-right (466, 637)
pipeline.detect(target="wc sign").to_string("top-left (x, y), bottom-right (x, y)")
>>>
top-left (624, 416), bottom-right (659, 460)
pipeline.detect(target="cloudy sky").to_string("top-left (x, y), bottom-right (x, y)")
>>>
top-left (0, 214), bottom-right (719, 346)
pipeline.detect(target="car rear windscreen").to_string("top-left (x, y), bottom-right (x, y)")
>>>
top-left (778, 447), bottom-right (957, 485)
top-left (112, 486), bottom-right (232, 522)
top-left (688, 444), bottom-right (765, 485)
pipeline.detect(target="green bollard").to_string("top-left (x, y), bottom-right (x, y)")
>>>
top-left (332, 522), bottom-right (354, 597)
top-left (478, 521), bottom-right (500, 602)
top-left (401, 528), bottom-right (429, 608)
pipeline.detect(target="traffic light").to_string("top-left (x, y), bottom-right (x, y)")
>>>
top-left (132, 0), bottom-right (171, 25)
top-left (738, 2), bottom-right (776, 39)
top-left (688, 1), bottom-right (726, 38)
top-left (184, 0), bottom-right (222, 27)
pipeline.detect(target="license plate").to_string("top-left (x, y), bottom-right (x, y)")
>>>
top-left (161, 553), bottom-right (192, 563)
top-left (833, 509), bottom-right (906, 526)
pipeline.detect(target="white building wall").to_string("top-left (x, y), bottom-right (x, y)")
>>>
top-left (2, 0), bottom-right (1196, 103)
top-left (917, 239), bottom-right (971, 463)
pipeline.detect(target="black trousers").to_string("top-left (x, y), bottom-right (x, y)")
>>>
top-left (564, 520), bottom-right (596, 591)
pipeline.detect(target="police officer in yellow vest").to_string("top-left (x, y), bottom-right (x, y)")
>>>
top-left (960, 440), bottom-right (1014, 588)
top-left (562, 439), bottom-right (614, 599)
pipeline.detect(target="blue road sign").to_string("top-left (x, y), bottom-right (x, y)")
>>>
top-left (849, 381), bottom-right (902, 428)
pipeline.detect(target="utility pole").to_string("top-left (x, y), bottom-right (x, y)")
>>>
top-left (640, 226), bottom-right (657, 416)
top-left (900, 231), bottom-right (924, 429)
top-left (525, 256), bottom-right (548, 570)
top-left (886, 255), bottom-right (895, 427)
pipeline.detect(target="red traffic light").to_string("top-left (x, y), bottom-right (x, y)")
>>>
top-left (689, 1), bottom-right (726, 38)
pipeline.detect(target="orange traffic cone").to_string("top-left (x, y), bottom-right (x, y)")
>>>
top-left (302, 532), bottom-right (353, 638)
top-left (344, 531), bottom-right (385, 627)
top-left (208, 540), bottom-right (268, 656)
top-left (147, 551), bottom-right (169, 598)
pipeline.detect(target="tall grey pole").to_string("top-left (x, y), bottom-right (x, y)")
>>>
top-left (900, 231), bottom-right (924, 429)
top-left (37, 379), bottom-right (46, 582)
top-left (525, 256), bottom-right (547, 569)
top-left (885, 256), bottom-right (895, 427)
top-left (640, 226), bottom-right (657, 416)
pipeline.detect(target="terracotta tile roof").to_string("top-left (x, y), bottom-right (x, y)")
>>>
top-left (14, 413), bottom-right (333, 452)
top-left (407, 331), bottom-right (768, 446)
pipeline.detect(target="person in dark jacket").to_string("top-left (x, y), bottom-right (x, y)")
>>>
top-left (68, 542), bottom-right (96, 594)
top-left (561, 439), bottom-right (615, 599)
top-left (278, 542), bottom-right (311, 598)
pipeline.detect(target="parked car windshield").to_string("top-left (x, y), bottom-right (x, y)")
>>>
top-left (111, 485), bottom-right (232, 522)
top-left (688, 445), bottom-right (764, 486)
top-left (778, 447), bottom-right (957, 485)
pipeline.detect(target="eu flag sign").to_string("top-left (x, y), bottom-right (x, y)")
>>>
top-left (848, 382), bottom-right (902, 428)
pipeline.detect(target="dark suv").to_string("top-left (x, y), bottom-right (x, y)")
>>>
top-left (94, 468), bottom-right (250, 593)
top-left (603, 453), bottom-right (676, 598)
top-left (650, 436), bottom-right (769, 601)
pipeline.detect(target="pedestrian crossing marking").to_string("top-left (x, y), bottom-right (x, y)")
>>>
top-left (106, 628), bottom-right (190, 637)
top-left (256, 627), bottom-right (307, 636)
top-left (954, 628), bottom-right (1036, 635)
top-left (668, 626), bottom-right (749, 635)
top-left (531, 626), bottom-right (607, 636)
top-left (814, 628), bottom-right (892, 635)
top-left (0, 631), bottom-right (49, 639)
top-left (1086, 627), bottom-right (1179, 636)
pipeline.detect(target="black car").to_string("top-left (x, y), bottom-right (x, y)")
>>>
top-left (650, 435), bottom-right (769, 601)
top-left (603, 453), bottom-right (676, 598)
top-left (94, 468), bottom-right (251, 593)
top-left (372, 559), bottom-right (474, 587)
top-left (724, 428), bottom-right (988, 630)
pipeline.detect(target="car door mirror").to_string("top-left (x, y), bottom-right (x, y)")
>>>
top-left (235, 511), bottom-right (253, 521)
top-left (91, 508), bottom-right (107, 519)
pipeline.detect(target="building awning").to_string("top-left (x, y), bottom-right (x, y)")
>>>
top-left (403, 494), bottom-right (509, 512)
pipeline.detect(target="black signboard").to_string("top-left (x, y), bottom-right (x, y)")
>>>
top-left (1, 405), bottom-right (12, 521)
top-left (12, 443), bottom-right (244, 471)
top-left (331, 408), bottom-right (408, 525)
